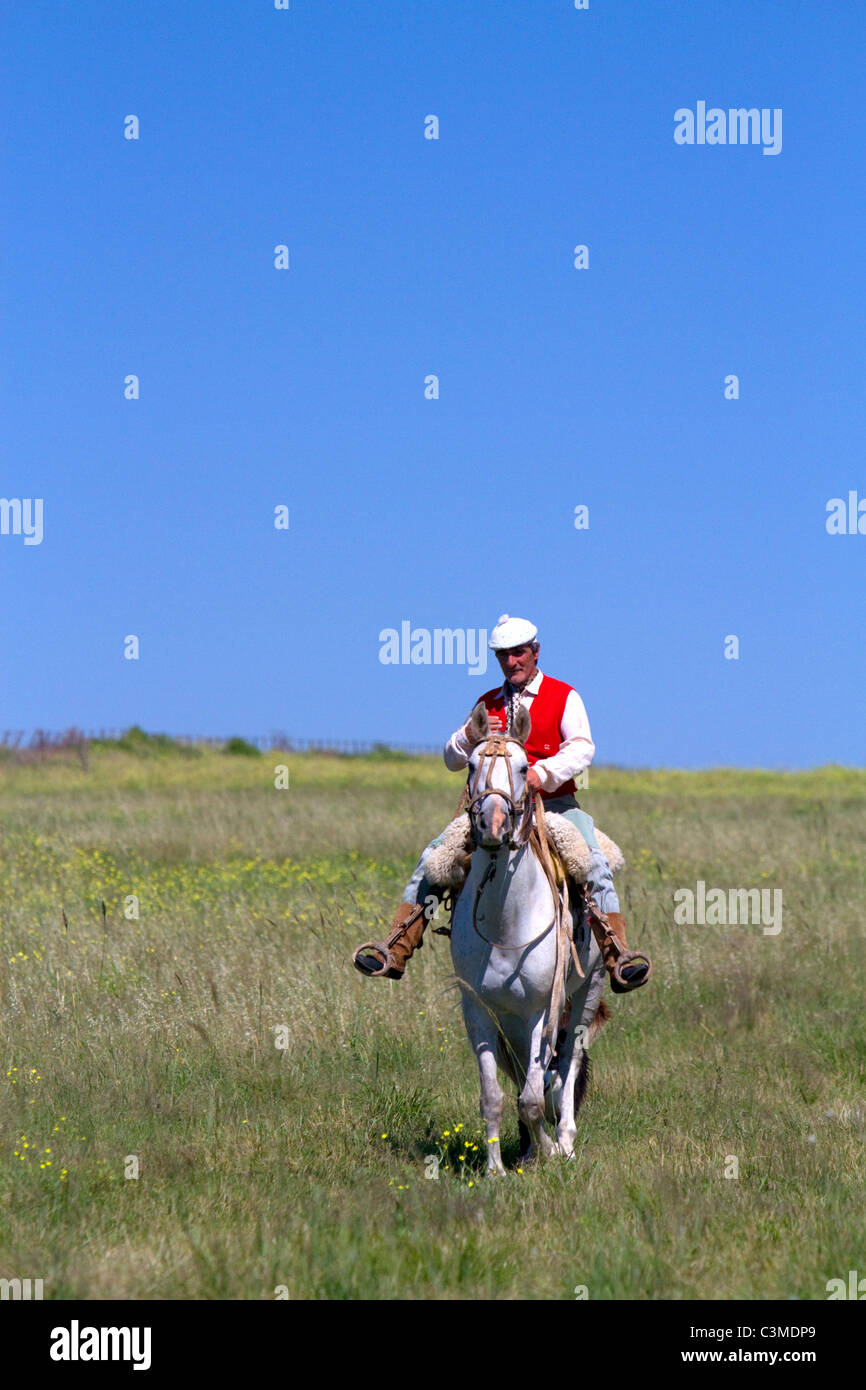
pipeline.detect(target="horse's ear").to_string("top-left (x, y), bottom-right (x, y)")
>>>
top-left (513, 704), bottom-right (531, 745)
top-left (469, 701), bottom-right (490, 741)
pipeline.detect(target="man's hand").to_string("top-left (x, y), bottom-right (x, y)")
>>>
top-left (526, 768), bottom-right (543, 794)
top-left (465, 711), bottom-right (504, 743)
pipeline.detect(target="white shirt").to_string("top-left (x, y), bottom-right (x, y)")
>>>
top-left (443, 670), bottom-right (595, 793)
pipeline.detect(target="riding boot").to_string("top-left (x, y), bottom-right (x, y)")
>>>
top-left (585, 898), bottom-right (653, 994)
top-left (352, 900), bottom-right (431, 980)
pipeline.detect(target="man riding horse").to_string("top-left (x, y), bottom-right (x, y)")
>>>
top-left (353, 613), bottom-right (652, 993)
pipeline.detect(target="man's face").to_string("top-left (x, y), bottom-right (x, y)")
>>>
top-left (496, 642), bottom-right (538, 688)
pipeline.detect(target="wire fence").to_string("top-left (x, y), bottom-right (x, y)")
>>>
top-left (0, 728), bottom-right (443, 758)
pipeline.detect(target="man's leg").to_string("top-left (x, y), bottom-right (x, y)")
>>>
top-left (353, 831), bottom-right (448, 980)
top-left (554, 805), bottom-right (651, 993)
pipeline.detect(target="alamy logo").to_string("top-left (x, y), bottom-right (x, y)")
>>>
top-left (673, 880), bottom-right (782, 935)
top-left (50, 1321), bottom-right (152, 1371)
top-left (0, 497), bottom-right (43, 545)
top-left (1, 1277), bottom-right (43, 1299)
top-left (379, 622), bottom-right (488, 677)
top-left (826, 1270), bottom-right (866, 1299)
top-left (826, 492), bottom-right (866, 534)
top-left (674, 102), bottom-right (782, 156)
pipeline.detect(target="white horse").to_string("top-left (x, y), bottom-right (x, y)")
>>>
top-left (450, 702), bottom-right (607, 1173)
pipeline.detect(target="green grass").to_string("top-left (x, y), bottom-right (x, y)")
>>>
top-left (1, 749), bottom-right (864, 1299)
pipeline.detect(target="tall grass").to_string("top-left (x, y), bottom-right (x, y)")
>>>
top-left (1, 752), bottom-right (863, 1298)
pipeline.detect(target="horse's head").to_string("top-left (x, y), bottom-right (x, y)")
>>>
top-left (466, 701), bottom-right (533, 852)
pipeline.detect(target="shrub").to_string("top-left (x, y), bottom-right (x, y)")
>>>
top-left (223, 737), bottom-right (261, 757)
top-left (91, 727), bottom-right (201, 758)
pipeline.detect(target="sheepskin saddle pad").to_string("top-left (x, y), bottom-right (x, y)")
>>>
top-left (423, 813), bottom-right (624, 889)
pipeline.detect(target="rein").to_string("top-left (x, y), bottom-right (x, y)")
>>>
top-left (470, 853), bottom-right (556, 953)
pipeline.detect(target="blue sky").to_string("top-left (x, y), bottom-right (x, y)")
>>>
top-left (2, 0), bottom-right (864, 767)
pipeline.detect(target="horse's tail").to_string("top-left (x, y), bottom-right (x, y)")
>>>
top-left (574, 1050), bottom-right (590, 1116)
top-left (586, 997), bottom-right (610, 1045)
top-left (574, 1000), bottom-right (608, 1116)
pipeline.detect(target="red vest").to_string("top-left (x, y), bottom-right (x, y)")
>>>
top-left (480, 675), bottom-right (576, 800)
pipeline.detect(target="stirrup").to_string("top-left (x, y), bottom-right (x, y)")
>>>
top-left (352, 940), bottom-right (401, 978)
top-left (586, 897), bottom-right (653, 994)
top-left (610, 949), bottom-right (652, 993)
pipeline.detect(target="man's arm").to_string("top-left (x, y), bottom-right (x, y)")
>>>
top-left (443, 700), bottom-right (507, 769)
top-left (444, 715), bottom-right (483, 770)
top-left (531, 689), bottom-right (595, 793)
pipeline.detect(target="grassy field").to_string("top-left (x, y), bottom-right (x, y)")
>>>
top-left (1, 746), bottom-right (864, 1300)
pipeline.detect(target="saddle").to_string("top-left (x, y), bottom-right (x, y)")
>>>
top-left (422, 811), bottom-right (624, 891)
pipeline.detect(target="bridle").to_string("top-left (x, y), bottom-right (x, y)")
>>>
top-left (466, 734), bottom-right (533, 851)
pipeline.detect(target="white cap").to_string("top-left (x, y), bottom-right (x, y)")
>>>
top-left (488, 613), bottom-right (538, 651)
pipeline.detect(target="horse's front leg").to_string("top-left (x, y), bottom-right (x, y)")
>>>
top-left (461, 997), bottom-right (507, 1176)
top-left (517, 1015), bottom-right (555, 1161)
